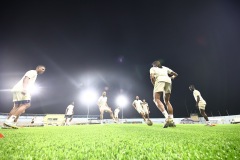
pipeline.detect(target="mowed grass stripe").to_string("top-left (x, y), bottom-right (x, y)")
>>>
top-left (0, 124), bottom-right (239, 160)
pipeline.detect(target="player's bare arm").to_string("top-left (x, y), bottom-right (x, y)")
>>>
top-left (132, 102), bottom-right (136, 109)
top-left (196, 96), bottom-right (200, 108)
top-left (150, 73), bottom-right (155, 86)
top-left (170, 72), bottom-right (178, 80)
top-left (22, 76), bottom-right (30, 94)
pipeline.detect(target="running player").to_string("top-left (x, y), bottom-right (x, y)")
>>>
top-left (142, 99), bottom-right (150, 120)
top-left (150, 60), bottom-right (178, 128)
top-left (189, 85), bottom-right (215, 126)
top-left (114, 107), bottom-right (120, 122)
top-left (3, 65), bottom-right (46, 129)
top-left (132, 96), bottom-right (148, 122)
top-left (64, 102), bottom-right (74, 126)
top-left (97, 91), bottom-right (116, 124)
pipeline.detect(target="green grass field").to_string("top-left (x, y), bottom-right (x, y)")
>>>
top-left (0, 124), bottom-right (239, 160)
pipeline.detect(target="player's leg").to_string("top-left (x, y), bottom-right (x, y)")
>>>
top-left (64, 115), bottom-right (68, 125)
top-left (153, 92), bottom-right (168, 119)
top-left (7, 103), bottom-right (19, 118)
top-left (114, 113), bottom-right (118, 122)
top-left (140, 111), bottom-right (147, 121)
top-left (164, 93), bottom-right (176, 127)
top-left (145, 111), bottom-right (150, 120)
top-left (69, 115), bottom-right (73, 122)
top-left (199, 109), bottom-right (211, 126)
top-left (4, 103), bottom-right (30, 128)
top-left (153, 92), bottom-right (169, 128)
top-left (106, 108), bottom-right (116, 122)
top-left (99, 109), bottom-right (104, 124)
top-left (164, 93), bottom-right (173, 115)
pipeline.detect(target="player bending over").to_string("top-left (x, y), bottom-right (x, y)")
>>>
top-left (189, 85), bottom-right (215, 126)
top-left (3, 65), bottom-right (46, 129)
top-left (150, 60), bottom-right (178, 128)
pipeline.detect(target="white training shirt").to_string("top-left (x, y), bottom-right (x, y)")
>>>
top-left (66, 104), bottom-right (74, 115)
top-left (142, 102), bottom-right (148, 111)
top-left (98, 96), bottom-right (107, 107)
top-left (12, 70), bottom-right (38, 92)
top-left (193, 90), bottom-right (206, 104)
top-left (114, 108), bottom-right (120, 115)
top-left (132, 100), bottom-right (143, 108)
top-left (150, 66), bottom-right (173, 84)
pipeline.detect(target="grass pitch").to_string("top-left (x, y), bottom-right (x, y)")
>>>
top-left (0, 124), bottom-right (239, 160)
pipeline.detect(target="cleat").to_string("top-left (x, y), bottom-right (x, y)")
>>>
top-left (1, 125), bottom-right (12, 129)
top-left (163, 120), bottom-right (170, 128)
top-left (168, 119), bottom-right (176, 127)
top-left (205, 123), bottom-right (216, 127)
top-left (4, 122), bottom-right (18, 129)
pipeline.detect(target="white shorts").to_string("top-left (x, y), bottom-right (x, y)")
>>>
top-left (100, 106), bottom-right (112, 112)
top-left (198, 102), bottom-right (206, 110)
top-left (136, 107), bottom-right (144, 114)
top-left (154, 81), bottom-right (172, 93)
top-left (114, 113), bottom-right (119, 118)
top-left (143, 108), bottom-right (149, 114)
top-left (13, 91), bottom-right (31, 102)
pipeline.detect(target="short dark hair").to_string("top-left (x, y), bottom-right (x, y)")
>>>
top-left (36, 65), bottom-right (46, 69)
top-left (152, 60), bottom-right (161, 68)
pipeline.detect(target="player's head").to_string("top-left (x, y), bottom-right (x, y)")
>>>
top-left (152, 60), bottom-right (161, 68)
top-left (189, 85), bottom-right (195, 91)
top-left (136, 96), bottom-right (139, 100)
top-left (102, 91), bottom-right (106, 96)
top-left (143, 99), bottom-right (146, 102)
top-left (36, 65), bottom-right (46, 74)
top-left (71, 102), bottom-right (74, 105)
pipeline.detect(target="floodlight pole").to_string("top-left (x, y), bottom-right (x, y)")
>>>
top-left (87, 104), bottom-right (89, 120)
top-left (121, 106), bottom-right (123, 124)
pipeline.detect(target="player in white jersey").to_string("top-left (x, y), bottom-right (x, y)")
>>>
top-left (64, 102), bottom-right (75, 126)
top-left (132, 96), bottom-right (147, 122)
top-left (142, 99), bottom-right (150, 120)
top-left (97, 91), bottom-right (116, 124)
top-left (150, 60), bottom-right (178, 128)
top-left (114, 107), bottom-right (120, 122)
top-left (3, 65), bottom-right (46, 129)
top-left (189, 85), bottom-right (215, 126)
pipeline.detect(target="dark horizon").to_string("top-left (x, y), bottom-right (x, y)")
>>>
top-left (0, 0), bottom-right (240, 118)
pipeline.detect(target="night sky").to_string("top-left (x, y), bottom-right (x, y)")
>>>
top-left (1, 0), bottom-right (240, 118)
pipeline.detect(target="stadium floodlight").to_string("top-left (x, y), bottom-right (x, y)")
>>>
top-left (80, 88), bottom-right (98, 119)
top-left (116, 95), bottom-right (128, 123)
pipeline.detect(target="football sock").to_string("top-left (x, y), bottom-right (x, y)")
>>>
top-left (8, 115), bottom-right (16, 123)
top-left (162, 110), bottom-right (169, 119)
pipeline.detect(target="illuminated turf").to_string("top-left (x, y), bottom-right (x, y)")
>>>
top-left (0, 124), bottom-right (239, 159)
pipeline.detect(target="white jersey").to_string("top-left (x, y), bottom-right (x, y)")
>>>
top-left (150, 66), bottom-right (173, 84)
top-left (142, 102), bottom-right (149, 111)
top-left (193, 90), bottom-right (206, 104)
top-left (12, 70), bottom-right (38, 92)
top-left (132, 100), bottom-right (143, 108)
top-left (114, 108), bottom-right (120, 115)
top-left (66, 104), bottom-right (74, 115)
top-left (98, 96), bottom-right (107, 107)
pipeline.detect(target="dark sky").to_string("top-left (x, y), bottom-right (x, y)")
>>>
top-left (0, 0), bottom-right (240, 118)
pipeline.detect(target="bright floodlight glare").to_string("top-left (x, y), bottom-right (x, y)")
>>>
top-left (116, 95), bottom-right (128, 108)
top-left (80, 88), bottom-right (98, 106)
top-left (30, 84), bottom-right (41, 95)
